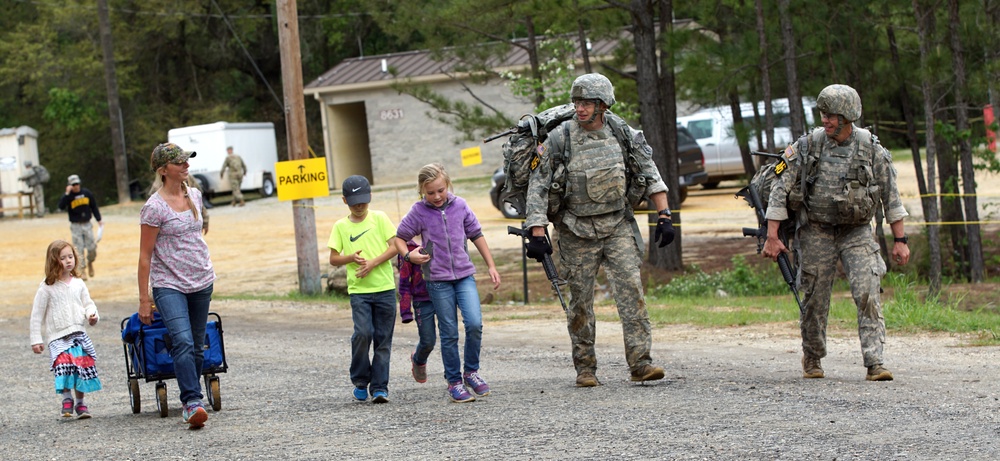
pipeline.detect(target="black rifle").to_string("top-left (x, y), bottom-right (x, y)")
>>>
top-left (507, 225), bottom-right (567, 310)
top-left (736, 152), bottom-right (803, 312)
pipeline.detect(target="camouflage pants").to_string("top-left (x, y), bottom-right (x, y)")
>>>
top-left (32, 185), bottom-right (45, 217)
top-left (70, 222), bottom-right (97, 269)
top-left (229, 176), bottom-right (243, 202)
top-left (798, 223), bottom-right (886, 367)
top-left (555, 221), bottom-right (653, 375)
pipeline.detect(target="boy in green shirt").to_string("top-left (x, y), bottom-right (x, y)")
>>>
top-left (328, 175), bottom-right (398, 403)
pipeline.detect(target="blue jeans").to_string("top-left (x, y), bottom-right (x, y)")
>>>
top-left (412, 300), bottom-right (436, 366)
top-left (152, 284), bottom-right (212, 406)
top-left (427, 276), bottom-right (483, 384)
top-left (349, 289), bottom-right (396, 394)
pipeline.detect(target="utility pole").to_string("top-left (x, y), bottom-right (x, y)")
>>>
top-left (97, 0), bottom-right (130, 203)
top-left (276, 0), bottom-right (322, 295)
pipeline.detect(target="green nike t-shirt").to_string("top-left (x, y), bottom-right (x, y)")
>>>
top-left (327, 209), bottom-right (396, 294)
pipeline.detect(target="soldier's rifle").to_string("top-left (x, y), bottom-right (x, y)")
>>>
top-left (507, 225), bottom-right (567, 311)
top-left (736, 151), bottom-right (803, 313)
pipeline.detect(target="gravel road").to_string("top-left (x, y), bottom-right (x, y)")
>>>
top-left (3, 298), bottom-right (999, 460)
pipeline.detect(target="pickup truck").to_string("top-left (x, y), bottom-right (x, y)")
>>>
top-left (677, 98), bottom-right (816, 188)
top-left (489, 125), bottom-right (709, 219)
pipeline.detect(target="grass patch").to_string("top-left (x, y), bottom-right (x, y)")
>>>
top-left (645, 262), bottom-right (1000, 344)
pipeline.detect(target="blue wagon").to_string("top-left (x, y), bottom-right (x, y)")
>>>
top-left (120, 312), bottom-right (228, 417)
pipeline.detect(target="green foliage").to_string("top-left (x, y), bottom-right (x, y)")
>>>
top-left (648, 255), bottom-right (789, 299)
top-left (43, 88), bottom-right (101, 131)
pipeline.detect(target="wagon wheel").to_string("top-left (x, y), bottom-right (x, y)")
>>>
top-left (128, 379), bottom-right (141, 414)
top-left (205, 375), bottom-right (222, 411)
top-left (156, 382), bottom-right (168, 418)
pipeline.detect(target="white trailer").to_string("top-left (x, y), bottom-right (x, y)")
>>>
top-left (167, 122), bottom-right (278, 198)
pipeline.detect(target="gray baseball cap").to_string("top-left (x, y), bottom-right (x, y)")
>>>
top-left (67, 174), bottom-right (80, 185)
top-left (342, 175), bottom-right (371, 206)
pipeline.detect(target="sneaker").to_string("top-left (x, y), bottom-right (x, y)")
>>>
top-left (372, 391), bottom-right (389, 404)
top-left (353, 387), bottom-right (368, 401)
top-left (630, 364), bottom-right (665, 382)
top-left (61, 398), bottom-right (74, 418)
top-left (182, 402), bottom-right (208, 428)
top-left (447, 382), bottom-right (475, 403)
top-left (75, 403), bottom-right (91, 420)
top-left (411, 352), bottom-right (427, 383)
top-left (576, 372), bottom-right (601, 387)
top-left (866, 364), bottom-right (894, 381)
top-left (463, 371), bottom-right (490, 396)
top-left (802, 356), bottom-right (825, 379)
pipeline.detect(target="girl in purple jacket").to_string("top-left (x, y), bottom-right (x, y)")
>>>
top-left (393, 163), bottom-right (501, 403)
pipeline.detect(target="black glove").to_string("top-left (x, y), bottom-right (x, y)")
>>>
top-left (654, 218), bottom-right (675, 247)
top-left (525, 235), bottom-right (553, 262)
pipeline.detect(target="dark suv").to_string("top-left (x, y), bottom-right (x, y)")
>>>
top-left (489, 125), bottom-right (708, 219)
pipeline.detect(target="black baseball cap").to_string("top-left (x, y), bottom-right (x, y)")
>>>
top-left (342, 175), bottom-right (371, 206)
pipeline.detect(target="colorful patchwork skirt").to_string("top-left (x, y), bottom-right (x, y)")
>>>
top-left (48, 332), bottom-right (102, 394)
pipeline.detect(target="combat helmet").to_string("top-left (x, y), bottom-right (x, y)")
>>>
top-left (817, 84), bottom-right (862, 122)
top-left (571, 73), bottom-right (616, 108)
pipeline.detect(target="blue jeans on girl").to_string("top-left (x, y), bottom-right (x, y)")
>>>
top-left (152, 284), bottom-right (212, 406)
top-left (412, 300), bottom-right (436, 366)
top-left (427, 275), bottom-right (483, 384)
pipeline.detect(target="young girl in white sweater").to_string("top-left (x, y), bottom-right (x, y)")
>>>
top-left (29, 240), bottom-right (101, 419)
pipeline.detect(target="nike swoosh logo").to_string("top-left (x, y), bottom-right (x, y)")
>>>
top-left (352, 187), bottom-right (362, 192)
top-left (350, 229), bottom-right (370, 242)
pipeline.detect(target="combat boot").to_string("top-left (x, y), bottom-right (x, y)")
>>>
top-left (238, 199), bottom-right (245, 207)
top-left (630, 364), bottom-right (665, 382)
top-left (88, 262), bottom-right (94, 278)
top-left (575, 371), bottom-right (600, 387)
top-left (866, 364), bottom-right (894, 381)
top-left (802, 355), bottom-right (824, 378)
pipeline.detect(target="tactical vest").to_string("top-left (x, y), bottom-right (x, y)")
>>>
top-left (563, 122), bottom-right (629, 217)
top-left (801, 126), bottom-right (880, 226)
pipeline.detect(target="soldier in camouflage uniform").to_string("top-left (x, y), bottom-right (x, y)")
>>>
top-left (762, 84), bottom-right (910, 382)
top-left (19, 160), bottom-right (47, 217)
top-left (523, 73), bottom-right (675, 387)
top-left (220, 146), bottom-right (247, 206)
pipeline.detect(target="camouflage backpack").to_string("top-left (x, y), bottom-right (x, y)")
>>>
top-left (493, 103), bottom-right (645, 218)
top-left (35, 165), bottom-right (50, 184)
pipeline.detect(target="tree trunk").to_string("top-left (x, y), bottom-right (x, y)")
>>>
top-left (913, 0), bottom-right (942, 296)
top-left (730, 90), bottom-right (754, 176)
top-left (778, 0), bottom-right (805, 138)
top-left (630, 0), bottom-right (679, 270)
top-left (574, 0), bottom-right (593, 74)
top-left (524, 15), bottom-right (544, 107)
top-left (754, 0), bottom-right (776, 154)
top-left (947, 0), bottom-right (984, 282)
top-left (936, 134), bottom-right (969, 279)
top-left (656, 0), bottom-right (682, 270)
top-left (97, 0), bottom-right (130, 204)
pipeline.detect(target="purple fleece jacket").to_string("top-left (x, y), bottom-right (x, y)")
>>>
top-left (395, 193), bottom-right (484, 282)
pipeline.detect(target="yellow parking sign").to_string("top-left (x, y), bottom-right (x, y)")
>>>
top-left (461, 146), bottom-right (482, 167)
top-left (275, 157), bottom-right (330, 201)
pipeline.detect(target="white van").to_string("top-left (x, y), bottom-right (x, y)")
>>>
top-left (677, 98), bottom-right (817, 188)
top-left (167, 122), bottom-right (279, 198)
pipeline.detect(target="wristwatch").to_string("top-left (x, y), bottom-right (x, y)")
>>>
top-left (894, 236), bottom-right (908, 244)
top-left (658, 208), bottom-right (672, 217)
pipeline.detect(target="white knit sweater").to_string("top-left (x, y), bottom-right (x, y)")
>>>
top-left (29, 278), bottom-right (99, 345)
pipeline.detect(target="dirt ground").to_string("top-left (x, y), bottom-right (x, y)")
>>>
top-left (2, 157), bottom-right (998, 313)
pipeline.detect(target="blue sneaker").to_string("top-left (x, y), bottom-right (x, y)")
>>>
top-left (463, 370), bottom-right (491, 396)
top-left (182, 401), bottom-right (208, 429)
top-left (352, 387), bottom-right (368, 401)
top-left (372, 391), bottom-right (389, 404)
top-left (448, 382), bottom-right (475, 403)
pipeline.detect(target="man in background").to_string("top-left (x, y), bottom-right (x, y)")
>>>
top-left (19, 160), bottom-right (49, 217)
top-left (220, 146), bottom-right (247, 207)
top-left (58, 174), bottom-right (102, 280)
